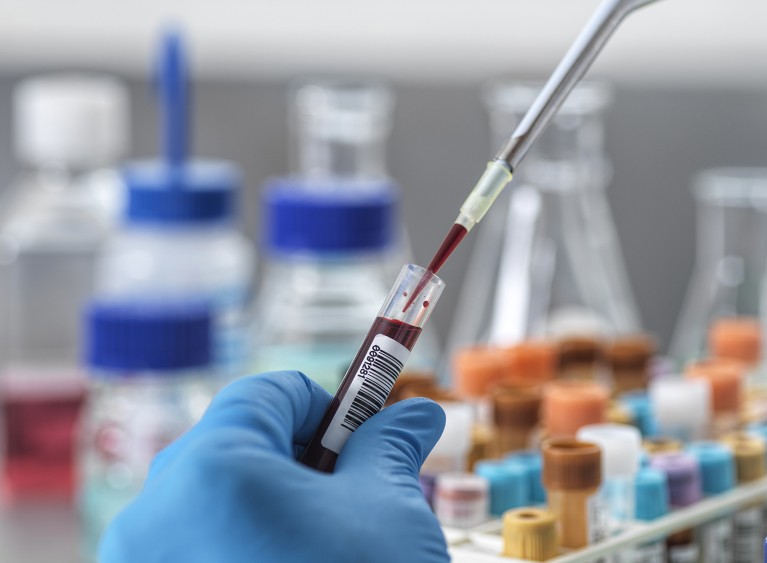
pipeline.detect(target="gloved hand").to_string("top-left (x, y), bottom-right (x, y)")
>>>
top-left (100, 371), bottom-right (449, 563)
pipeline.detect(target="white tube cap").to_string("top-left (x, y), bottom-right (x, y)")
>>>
top-left (14, 74), bottom-right (129, 167)
top-left (649, 377), bottom-right (710, 441)
top-left (577, 423), bottom-right (642, 479)
top-left (428, 401), bottom-right (473, 458)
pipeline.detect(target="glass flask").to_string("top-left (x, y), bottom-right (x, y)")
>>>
top-left (447, 81), bottom-right (640, 353)
top-left (0, 74), bottom-right (128, 498)
top-left (670, 168), bottom-right (767, 368)
top-left (252, 80), bottom-right (439, 393)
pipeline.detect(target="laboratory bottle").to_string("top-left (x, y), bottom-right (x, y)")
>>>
top-left (253, 80), bottom-right (437, 393)
top-left (95, 32), bottom-right (255, 378)
top-left (649, 452), bottom-right (703, 563)
top-left (721, 433), bottom-right (767, 563)
top-left (671, 168), bottom-right (767, 369)
top-left (0, 74), bottom-right (128, 498)
top-left (541, 439), bottom-right (605, 549)
top-left (78, 301), bottom-right (216, 562)
top-left (502, 508), bottom-right (559, 561)
top-left (685, 442), bottom-right (736, 563)
top-left (448, 81), bottom-right (640, 354)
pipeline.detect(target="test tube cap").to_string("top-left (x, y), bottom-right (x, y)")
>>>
top-left (721, 433), bottom-right (766, 483)
top-left (634, 468), bottom-right (669, 521)
top-left (502, 508), bottom-right (559, 561)
top-left (709, 317), bottom-right (761, 365)
top-left (453, 346), bottom-right (508, 399)
top-left (557, 336), bottom-right (603, 369)
top-left (14, 73), bottom-right (129, 167)
top-left (434, 473), bottom-right (489, 528)
top-left (618, 391), bottom-right (657, 437)
top-left (685, 359), bottom-right (744, 414)
top-left (542, 439), bottom-right (602, 491)
top-left (607, 335), bottom-right (655, 369)
top-left (492, 385), bottom-right (542, 430)
top-left (475, 460), bottom-right (530, 516)
top-left (542, 380), bottom-right (608, 438)
top-left (428, 401), bottom-right (473, 460)
top-left (649, 377), bottom-right (710, 440)
top-left (685, 441), bottom-right (736, 494)
top-left (649, 452), bottom-right (702, 508)
top-left (506, 450), bottom-right (547, 504)
top-left (502, 341), bottom-right (558, 383)
top-left (577, 423), bottom-right (642, 479)
top-left (643, 436), bottom-right (683, 455)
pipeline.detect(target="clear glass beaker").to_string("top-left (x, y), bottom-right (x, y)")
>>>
top-left (448, 81), bottom-right (640, 352)
top-left (670, 168), bottom-right (767, 368)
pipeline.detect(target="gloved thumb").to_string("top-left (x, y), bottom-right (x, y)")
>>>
top-left (335, 398), bottom-right (445, 482)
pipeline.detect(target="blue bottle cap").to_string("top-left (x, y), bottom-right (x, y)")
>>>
top-left (86, 300), bottom-right (212, 373)
top-left (262, 177), bottom-right (397, 254)
top-left (685, 441), bottom-right (736, 494)
top-left (475, 460), bottom-right (530, 516)
top-left (618, 391), bottom-right (657, 437)
top-left (125, 29), bottom-right (239, 225)
top-left (505, 450), bottom-right (546, 505)
top-left (634, 468), bottom-right (669, 521)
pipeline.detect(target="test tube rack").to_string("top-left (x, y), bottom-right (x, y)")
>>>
top-left (446, 475), bottom-right (767, 562)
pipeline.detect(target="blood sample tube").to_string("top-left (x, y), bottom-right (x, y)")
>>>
top-left (686, 359), bottom-right (744, 437)
top-left (453, 345), bottom-right (508, 403)
top-left (606, 335), bottom-right (655, 395)
top-left (722, 432), bottom-right (767, 563)
top-left (709, 317), bottom-right (761, 368)
top-left (502, 341), bottom-right (558, 384)
top-left (491, 383), bottom-right (542, 455)
top-left (541, 380), bottom-right (608, 439)
top-left (300, 264), bottom-right (445, 472)
top-left (634, 468), bottom-right (670, 562)
top-left (502, 508), bottom-right (559, 561)
top-left (557, 336), bottom-right (604, 381)
top-left (542, 439), bottom-right (604, 549)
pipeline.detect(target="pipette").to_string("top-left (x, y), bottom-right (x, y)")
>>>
top-left (404, 0), bottom-right (663, 311)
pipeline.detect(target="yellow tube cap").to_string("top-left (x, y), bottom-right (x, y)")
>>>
top-left (502, 508), bottom-right (558, 561)
top-left (721, 432), bottom-right (767, 483)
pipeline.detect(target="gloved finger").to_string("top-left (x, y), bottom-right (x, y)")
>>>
top-left (171, 371), bottom-right (332, 459)
top-left (334, 398), bottom-right (445, 484)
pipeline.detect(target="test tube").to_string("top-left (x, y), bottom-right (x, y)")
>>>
top-left (633, 468), bottom-right (670, 562)
top-left (649, 377), bottom-right (711, 442)
top-left (685, 442), bottom-right (736, 563)
top-left (649, 452), bottom-right (702, 562)
top-left (722, 432), bottom-right (767, 563)
top-left (300, 264), bottom-right (444, 472)
top-left (542, 439), bottom-right (603, 549)
top-left (606, 335), bottom-right (655, 395)
top-left (492, 383), bottom-right (542, 455)
top-left (474, 459), bottom-right (530, 516)
top-left (433, 473), bottom-right (489, 529)
top-left (541, 380), bottom-right (609, 439)
top-left (709, 317), bottom-right (761, 368)
top-left (502, 508), bottom-right (559, 561)
top-left (506, 450), bottom-right (547, 505)
top-left (686, 359), bottom-right (744, 437)
top-left (618, 390), bottom-right (657, 437)
top-left (576, 423), bottom-right (642, 538)
top-left (502, 341), bottom-right (558, 384)
top-left (557, 336), bottom-right (604, 381)
top-left (421, 400), bottom-right (473, 474)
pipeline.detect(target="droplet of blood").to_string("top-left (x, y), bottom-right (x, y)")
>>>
top-left (423, 300), bottom-right (430, 308)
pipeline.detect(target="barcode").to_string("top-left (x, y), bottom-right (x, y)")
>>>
top-left (341, 345), bottom-right (403, 432)
top-left (321, 334), bottom-right (411, 455)
top-left (734, 507), bottom-right (762, 563)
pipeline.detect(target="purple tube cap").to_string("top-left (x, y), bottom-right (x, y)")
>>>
top-left (649, 452), bottom-right (702, 507)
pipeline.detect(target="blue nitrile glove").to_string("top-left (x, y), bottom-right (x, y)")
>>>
top-left (100, 371), bottom-right (449, 563)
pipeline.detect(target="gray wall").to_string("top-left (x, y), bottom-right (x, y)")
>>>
top-left (1, 73), bottom-right (766, 351)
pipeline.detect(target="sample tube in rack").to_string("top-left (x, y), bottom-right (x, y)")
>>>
top-left (686, 359), bottom-right (744, 437)
top-left (633, 468), bottom-right (670, 562)
top-left (300, 264), bottom-right (444, 472)
top-left (650, 378), bottom-right (711, 442)
top-left (502, 508), bottom-right (559, 561)
top-left (541, 380), bottom-right (608, 439)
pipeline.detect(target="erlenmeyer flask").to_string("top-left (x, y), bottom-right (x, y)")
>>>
top-left (448, 82), bottom-right (640, 353)
top-left (670, 169), bottom-right (767, 368)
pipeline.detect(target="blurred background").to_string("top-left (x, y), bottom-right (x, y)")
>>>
top-left (1, 0), bottom-right (767, 561)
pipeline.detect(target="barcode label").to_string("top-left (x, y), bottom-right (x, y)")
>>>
top-left (702, 518), bottom-right (733, 562)
top-left (734, 507), bottom-right (763, 563)
top-left (321, 335), bottom-right (410, 454)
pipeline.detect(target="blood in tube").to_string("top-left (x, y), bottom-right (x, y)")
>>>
top-left (300, 316), bottom-right (422, 472)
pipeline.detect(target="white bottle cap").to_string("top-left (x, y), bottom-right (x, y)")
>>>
top-left (14, 74), bottom-right (129, 167)
top-left (577, 423), bottom-right (642, 479)
top-left (650, 377), bottom-right (710, 441)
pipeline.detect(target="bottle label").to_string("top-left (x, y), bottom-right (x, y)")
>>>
top-left (587, 492), bottom-right (608, 545)
top-left (701, 517), bottom-right (733, 562)
top-left (668, 544), bottom-right (700, 563)
top-left (634, 542), bottom-right (665, 563)
top-left (734, 506), bottom-right (763, 563)
top-left (321, 335), bottom-right (410, 454)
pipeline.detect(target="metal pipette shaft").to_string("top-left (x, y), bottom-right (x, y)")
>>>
top-left (454, 0), bottom-right (662, 232)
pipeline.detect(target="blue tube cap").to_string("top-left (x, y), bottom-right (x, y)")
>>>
top-left (618, 391), bottom-right (657, 437)
top-left (86, 300), bottom-right (213, 373)
top-left (686, 441), bottom-right (736, 495)
top-left (474, 460), bottom-right (530, 516)
top-left (263, 177), bottom-right (397, 254)
top-left (506, 450), bottom-right (546, 504)
top-left (634, 468), bottom-right (669, 521)
top-left (124, 160), bottom-right (239, 224)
